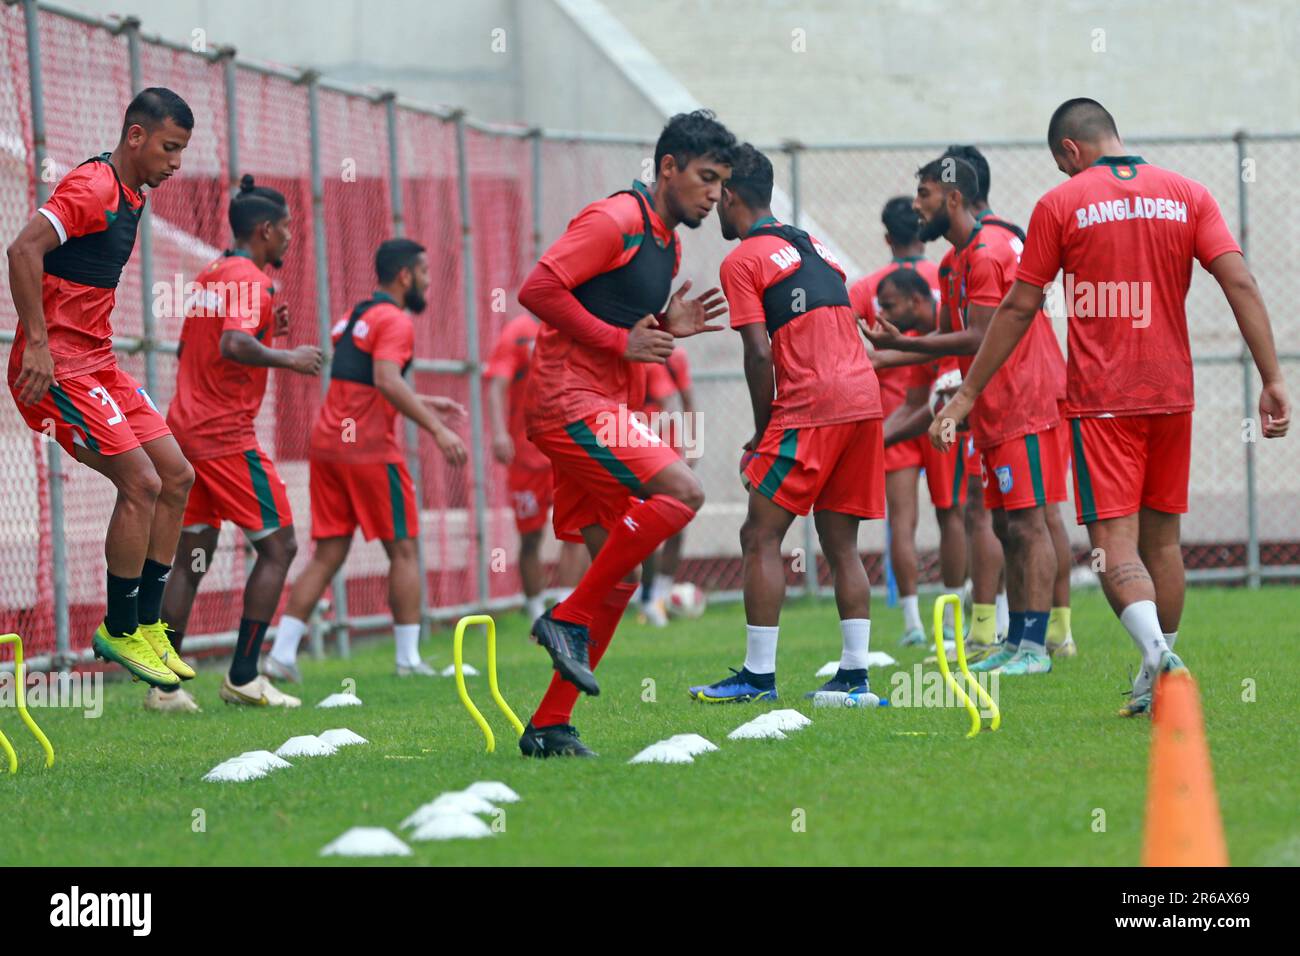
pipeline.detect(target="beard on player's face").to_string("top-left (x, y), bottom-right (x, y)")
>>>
top-left (918, 204), bottom-right (950, 242)
top-left (405, 284), bottom-right (428, 314)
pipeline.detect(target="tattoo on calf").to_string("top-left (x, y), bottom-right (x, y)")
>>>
top-left (1105, 561), bottom-right (1153, 589)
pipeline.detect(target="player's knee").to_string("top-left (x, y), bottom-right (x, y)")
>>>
top-left (519, 531), bottom-right (542, 558)
top-left (739, 516), bottom-right (777, 553)
top-left (669, 471), bottom-right (705, 512)
top-left (120, 467), bottom-right (163, 507)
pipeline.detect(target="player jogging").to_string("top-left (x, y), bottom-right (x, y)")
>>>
top-left (932, 99), bottom-right (1290, 714)
top-left (850, 198), bottom-right (965, 647)
top-left (689, 143), bottom-right (885, 704)
top-left (155, 175), bottom-right (323, 712)
top-left (485, 311), bottom-right (588, 623)
top-left (266, 238), bottom-right (468, 680)
top-left (868, 156), bottom-right (1066, 676)
top-left (7, 89), bottom-right (195, 688)
top-left (514, 110), bottom-right (735, 757)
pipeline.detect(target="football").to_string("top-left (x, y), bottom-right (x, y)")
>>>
top-left (667, 582), bottom-right (708, 619)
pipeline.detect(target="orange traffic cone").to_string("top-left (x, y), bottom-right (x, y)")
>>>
top-left (1141, 669), bottom-right (1229, 866)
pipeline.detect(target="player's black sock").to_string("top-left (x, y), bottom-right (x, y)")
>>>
top-left (136, 558), bottom-right (171, 626)
top-left (835, 667), bottom-right (868, 686)
top-left (228, 618), bottom-right (269, 686)
top-left (105, 572), bottom-right (141, 637)
top-left (740, 667), bottom-right (776, 689)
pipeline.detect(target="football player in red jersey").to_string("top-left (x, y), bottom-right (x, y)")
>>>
top-left (869, 157), bottom-right (1066, 677)
top-left (689, 144), bottom-right (885, 705)
top-left (933, 99), bottom-right (1290, 714)
top-left (7, 89), bottom-right (195, 688)
top-left (485, 312), bottom-right (588, 624)
top-left (156, 176), bottom-right (323, 711)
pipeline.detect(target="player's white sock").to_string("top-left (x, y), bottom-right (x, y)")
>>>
top-left (552, 587), bottom-right (574, 608)
top-left (942, 592), bottom-right (959, 632)
top-left (743, 625), bottom-right (779, 675)
top-left (901, 594), bottom-right (921, 633)
top-left (394, 623), bottom-right (422, 667)
top-left (525, 595), bottom-right (545, 621)
top-left (1119, 601), bottom-right (1170, 671)
top-left (1164, 631), bottom-right (1178, 649)
top-left (995, 591), bottom-right (1009, 636)
top-left (654, 573), bottom-right (674, 603)
top-left (271, 615), bottom-right (307, 665)
top-left (839, 618), bottom-right (871, 671)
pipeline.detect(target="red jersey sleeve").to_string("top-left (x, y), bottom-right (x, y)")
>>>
top-left (1191, 184), bottom-right (1241, 269)
top-left (667, 347), bottom-right (691, 392)
top-left (720, 251), bottom-right (766, 329)
top-left (40, 164), bottom-right (118, 244)
top-left (849, 277), bottom-right (875, 324)
top-left (538, 206), bottom-right (625, 289)
top-left (965, 251), bottom-right (1009, 308)
top-left (371, 308), bottom-right (415, 365)
top-left (1016, 197), bottom-right (1066, 289)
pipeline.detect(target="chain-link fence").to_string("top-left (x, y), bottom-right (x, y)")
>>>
top-left (1, 0), bottom-right (1296, 670)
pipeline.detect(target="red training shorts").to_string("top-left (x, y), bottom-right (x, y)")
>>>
top-left (508, 463), bottom-right (554, 535)
top-left (9, 360), bottom-right (169, 458)
top-left (531, 407), bottom-right (681, 542)
top-left (921, 436), bottom-right (968, 510)
top-left (744, 418), bottom-right (885, 519)
top-left (1069, 412), bottom-right (1191, 524)
top-left (184, 446), bottom-right (293, 533)
top-left (309, 457), bottom-right (418, 541)
top-left (981, 426), bottom-right (1068, 512)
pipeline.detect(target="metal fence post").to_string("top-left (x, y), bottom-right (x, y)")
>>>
top-left (305, 70), bottom-right (350, 656)
top-left (530, 128), bottom-right (543, 260)
top-left (786, 141), bottom-right (818, 598)
top-left (219, 46), bottom-right (239, 196)
top-left (21, 0), bottom-right (70, 667)
top-left (1235, 130), bottom-right (1261, 588)
top-left (121, 17), bottom-right (158, 398)
top-left (453, 111), bottom-right (491, 607)
top-left (384, 94), bottom-right (432, 638)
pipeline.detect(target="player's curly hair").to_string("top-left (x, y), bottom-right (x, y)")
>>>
top-left (942, 145), bottom-right (990, 205)
top-left (881, 196), bottom-right (920, 245)
top-left (723, 143), bottom-right (773, 207)
top-left (229, 174), bottom-right (288, 240)
top-left (878, 266), bottom-right (932, 301)
top-left (654, 109), bottom-right (738, 179)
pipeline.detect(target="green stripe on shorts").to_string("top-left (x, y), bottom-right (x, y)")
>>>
top-left (244, 449), bottom-right (281, 530)
top-left (1025, 432), bottom-right (1046, 507)
top-left (387, 463), bottom-right (410, 540)
top-left (1070, 420), bottom-right (1099, 523)
top-left (48, 384), bottom-right (100, 453)
top-left (564, 419), bottom-right (647, 496)
top-left (756, 429), bottom-right (800, 501)
top-left (950, 443), bottom-right (966, 505)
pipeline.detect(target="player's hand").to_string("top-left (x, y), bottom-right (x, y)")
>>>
top-left (929, 389), bottom-right (974, 452)
top-left (492, 433), bottom-right (514, 465)
top-left (1260, 380), bottom-right (1291, 439)
top-left (423, 395), bottom-right (467, 424)
top-left (624, 314), bottom-right (674, 364)
top-left (434, 425), bottom-right (468, 467)
top-left (662, 280), bottom-right (726, 338)
top-left (286, 345), bottom-right (323, 376)
top-left (743, 433), bottom-right (758, 453)
top-left (273, 303), bottom-right (290, 339)
top-left (15, 342), bottom-right (56, 405)
top-left (862, 316), bottom-right (905, 350)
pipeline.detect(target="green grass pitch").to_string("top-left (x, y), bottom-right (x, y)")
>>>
top-left (2, 585), bottom-right (1296, 866)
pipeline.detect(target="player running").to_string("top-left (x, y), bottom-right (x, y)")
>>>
top-left (515, 110), bottom-right (735, 757)
top-left (868, 156), bottom-right (1066, 676)
top-left (154, 176), bottom-right (322, 712)
top-left (485, 311), bottom-right (588, 624)
top-left (7, 89), bottom-right (195, 688)
top-left (932, 99), bottom-right (1290, 714)
top-left (943, 144), bottom-right (1076, 658)
top-left (637, 345), bottom-right (696, 627)
top-left (689, 143), bottom-right (884, 705)
top-left (850, 200), bottom-right (965, 647)
top-left (266, 238), bottom-right (468, 680)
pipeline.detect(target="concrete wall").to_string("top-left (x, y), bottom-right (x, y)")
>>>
top-left (601, 0), bottom-right (1300, 143)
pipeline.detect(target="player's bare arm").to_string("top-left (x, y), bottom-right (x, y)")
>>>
top-left (7, 213), bottom-right (62, 404)
top-left (1206, 251), bottom-right (1290, 438)
top-left (219, 328), bottom-right (322, 375)
top-left (373, 358), bottom-right (467, 466)
top-left (738, 322), bottom-right (774, 447)
top-left (420, 394), bottom-right (468, 426)
top-left (862, 312), bottom-right (981, 357)
top-left (660, 280), bottom-right (727, 337)
top-left (929, 279), bottom-right (1042, 450)
top-left (486, 375), bottom-right (514, 463)
top-left (884, 384), bottom-right (933, 447)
